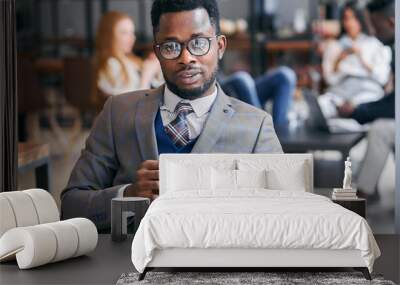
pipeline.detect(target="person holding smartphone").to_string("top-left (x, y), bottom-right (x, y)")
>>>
top-left (318, 1), bottom-right (392, 118)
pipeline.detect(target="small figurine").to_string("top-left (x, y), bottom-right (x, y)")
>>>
top-left (342, 157), bottom-right (352, 190)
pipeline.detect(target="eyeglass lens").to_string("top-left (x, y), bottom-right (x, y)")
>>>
top-left (159, 37), bottom-right (211, 59)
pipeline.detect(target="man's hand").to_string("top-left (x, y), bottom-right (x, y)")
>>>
top-left (124, 160), bottom-right (159, 200)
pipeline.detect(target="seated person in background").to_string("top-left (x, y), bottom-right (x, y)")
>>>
top-left (347, 0), bottom-right (395, 203)
top-left (337, 0), bottom-right (395, 125)
top-left (94, 11), bottom-right (162, 97)
top-left (319, 1), bottom-right (391, 119)
top-left (356, 119), bottom-right (395, 202)
top-left (219, 66), bottom-right (296, 127)
top-left (61, 0), bottom-right (283, 230)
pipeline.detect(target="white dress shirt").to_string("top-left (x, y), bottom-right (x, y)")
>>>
top-left (117, 84), bottom-right (218, 197)
top-left (160, 85), bottom-right (217, 139)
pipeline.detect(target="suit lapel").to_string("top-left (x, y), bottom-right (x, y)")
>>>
top-left (135, 85), bottom-right (164, 160)
top-left (191, 85), bottom-right (235, 153)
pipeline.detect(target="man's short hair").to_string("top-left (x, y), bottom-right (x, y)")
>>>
top-left (367, 0), bottom-right (394, 18)
top-left (151, 0), bottom-right (221, 35)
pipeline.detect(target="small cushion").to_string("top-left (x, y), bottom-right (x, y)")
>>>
top-left (236, 169), bottom-right (267, 189)
top-left (238, 159), bottom-right (308, 192)
top-left (212, 169), bottom-right (268, 191)
top-left (267, 165), bottom-right (306, 192)
top-left (212, 168), bottom-right (237, 190)
top-left (167, 163), bottom-right (212, 191)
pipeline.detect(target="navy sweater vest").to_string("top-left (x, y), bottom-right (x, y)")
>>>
top-left (154, 110), bottom-right (197, 155)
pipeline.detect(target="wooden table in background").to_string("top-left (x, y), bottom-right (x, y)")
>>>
top-left (265, 40), bottom-right (314, 52)
top-left (34, 58), bottom-right (64, 74)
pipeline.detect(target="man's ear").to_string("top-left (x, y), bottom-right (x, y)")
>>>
top-left (217, 35), bottom-right (227, 60)
top-left (153, 44), bottom-right (161, 61)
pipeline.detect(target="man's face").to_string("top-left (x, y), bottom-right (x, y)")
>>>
top-left (154, 8), bottom-right (226, 99)
top-left (369, 12), bottom-right (395, 45)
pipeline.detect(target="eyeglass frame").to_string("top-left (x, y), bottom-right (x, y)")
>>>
top-left (154, 35), bottom-right (222, 60)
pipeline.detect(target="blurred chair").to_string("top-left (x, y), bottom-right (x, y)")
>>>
top-left (17, 55), bottom-right (47, 142)
top-left (63, 57), bottom-right (94, 114)
top-left (63, 57), bottom-right (109, 126)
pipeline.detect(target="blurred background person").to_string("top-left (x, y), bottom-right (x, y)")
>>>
top-left (318, 1), bottom-right (391, 119)
top-left (350, 0), bottom-right (395, 209)
top-left (337, 0), bottom-right (395, 124)
top-left (220, 67), bottom-right (296, 127)
top-left (93, 11), bottom-right (162, 101)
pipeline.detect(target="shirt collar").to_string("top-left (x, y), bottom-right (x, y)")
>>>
top-left (161, 84), bottom-right (218, 117)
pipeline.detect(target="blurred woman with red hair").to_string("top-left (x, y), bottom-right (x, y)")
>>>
top-left (94, 11), bottom-right (162, 98)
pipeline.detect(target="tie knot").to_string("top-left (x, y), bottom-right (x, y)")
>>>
top-left (174, 101), bottom-right (194, 117)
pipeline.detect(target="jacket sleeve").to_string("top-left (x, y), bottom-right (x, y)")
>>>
top-left (60, 96), bottom-right (126, 230)
top-left (252, 114), bottom-right (283, 154)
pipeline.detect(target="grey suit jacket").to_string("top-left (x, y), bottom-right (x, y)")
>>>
top-left (61, 84), bottom-right (283, 229)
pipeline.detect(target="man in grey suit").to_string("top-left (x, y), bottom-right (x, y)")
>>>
top-left (61, 0), bottom-right (282, 229)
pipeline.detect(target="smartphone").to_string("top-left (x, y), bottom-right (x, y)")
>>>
top-left (340, 38), bottom-right (353, 52)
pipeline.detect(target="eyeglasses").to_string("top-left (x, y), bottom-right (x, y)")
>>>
top-left (155, 36), bottom-right (219, 60)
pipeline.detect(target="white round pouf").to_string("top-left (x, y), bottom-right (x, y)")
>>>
top-left (0, 219), bottom-right (98, 269)
top-left (0, 190), bottom-right (98, 269)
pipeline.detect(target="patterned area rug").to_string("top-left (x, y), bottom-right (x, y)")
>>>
top-left (116, 271), bottom-right (396, 285)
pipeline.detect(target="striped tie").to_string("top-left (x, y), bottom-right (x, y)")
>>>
top-left (164, 101), bottom-right (194, 148)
